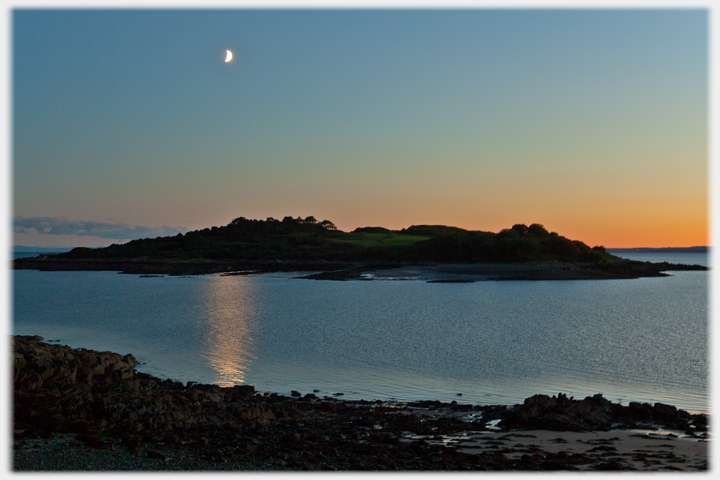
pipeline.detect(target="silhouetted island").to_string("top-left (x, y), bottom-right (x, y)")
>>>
top-left (13, 216), bottom-right (707, 279)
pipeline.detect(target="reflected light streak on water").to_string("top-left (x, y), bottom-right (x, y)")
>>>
top-left (198, 276), bottom-right (258, 386)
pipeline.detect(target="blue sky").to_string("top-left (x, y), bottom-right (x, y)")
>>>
top-left (10, 7), bottom-right (709, 247)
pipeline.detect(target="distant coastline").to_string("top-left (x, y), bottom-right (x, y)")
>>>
top-left (14, 246), bottom-right (75, 253)
top-left (608, 247), bottom-right (708, 253)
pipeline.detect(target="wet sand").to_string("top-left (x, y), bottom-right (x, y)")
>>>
top-left (404, 427), bottom-right (709, 471)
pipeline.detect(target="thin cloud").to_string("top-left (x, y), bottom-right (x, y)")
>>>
top-left (13, 216), bottom-right (189, 240)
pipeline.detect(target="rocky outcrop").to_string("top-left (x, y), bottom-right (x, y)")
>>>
top-left (499, 393), bottom-right (707, 433)
top-left (13, 336), bottom-right (282, 443)
top-left (14, 335), bottom-right (139, 391)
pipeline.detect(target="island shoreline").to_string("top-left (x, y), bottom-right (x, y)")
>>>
top-left (13, 257), bottom-right (708, 280)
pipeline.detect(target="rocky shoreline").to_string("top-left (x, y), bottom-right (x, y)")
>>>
top-left (13, 335), bottom-right (709, 471)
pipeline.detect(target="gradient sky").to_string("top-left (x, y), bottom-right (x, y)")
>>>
top-left (12, 8), bottom-right (708, 248)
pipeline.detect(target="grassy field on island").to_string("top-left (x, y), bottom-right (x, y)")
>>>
top-left (329, 232), bottom-right (431, 247)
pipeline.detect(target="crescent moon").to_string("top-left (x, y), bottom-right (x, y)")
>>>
top-left (225, 50), bottom-right (233, 62)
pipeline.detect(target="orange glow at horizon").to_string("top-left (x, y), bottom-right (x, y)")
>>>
top-left (318, 202), bottom-right (708, 250)
top-left (306, 163), bottom-right (709, 249)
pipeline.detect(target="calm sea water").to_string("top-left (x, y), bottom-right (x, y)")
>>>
top-left (12, 252), bottom-right (709, 412)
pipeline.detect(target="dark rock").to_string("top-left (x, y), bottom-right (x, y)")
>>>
top-left (146, 449), bottom-right (165, 460)
top-left (77, 433), bottom-right (106, 449)
top-left (653, 402), bottom-right (678, 419)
